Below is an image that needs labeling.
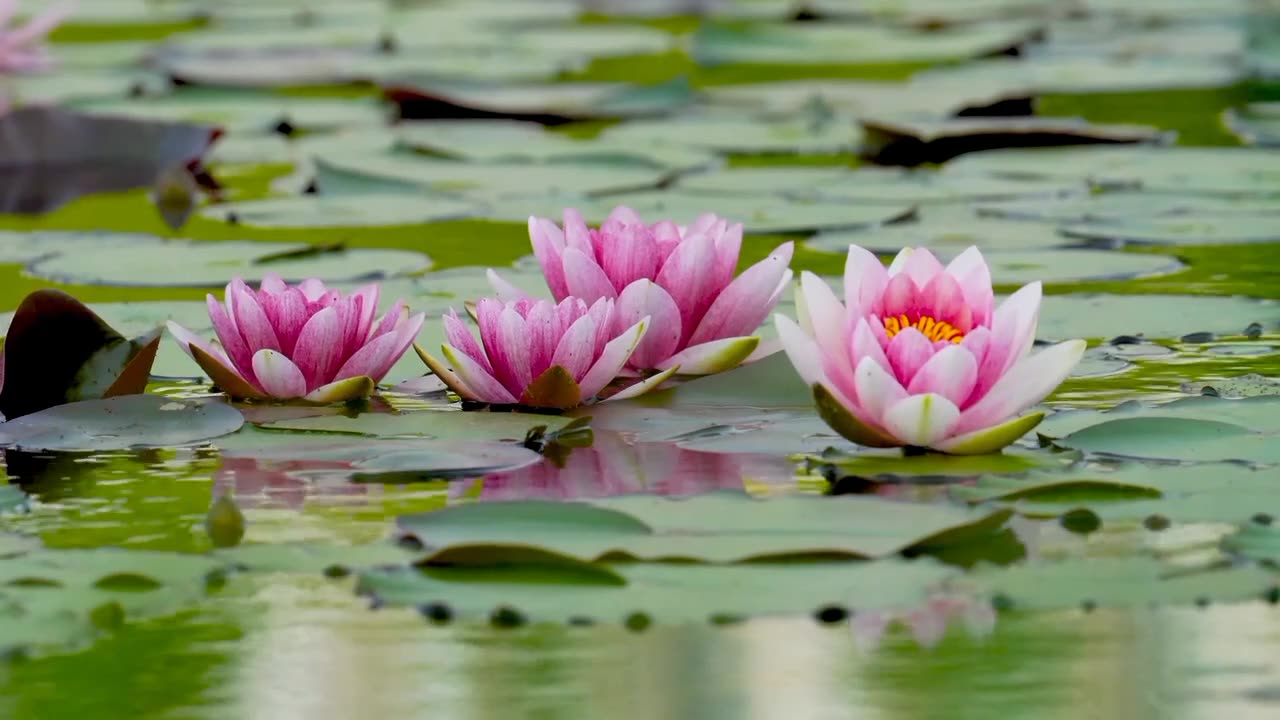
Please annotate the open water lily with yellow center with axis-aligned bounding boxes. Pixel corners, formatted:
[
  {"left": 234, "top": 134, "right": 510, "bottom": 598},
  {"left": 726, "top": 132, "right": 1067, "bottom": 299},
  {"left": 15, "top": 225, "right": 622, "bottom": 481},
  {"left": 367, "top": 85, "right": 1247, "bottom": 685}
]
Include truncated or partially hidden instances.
[
  {"left": 776, "top": 245, "right": 1085, "bottom": 455},
  {"left": 168, "top": 274, "right": 424, "bottom": 404},
  {"left": 489, "top": 206, "right": 793, "bottom": 376},
  {"left": 416, "top": 296, "right": 675, "bottom": 411}
]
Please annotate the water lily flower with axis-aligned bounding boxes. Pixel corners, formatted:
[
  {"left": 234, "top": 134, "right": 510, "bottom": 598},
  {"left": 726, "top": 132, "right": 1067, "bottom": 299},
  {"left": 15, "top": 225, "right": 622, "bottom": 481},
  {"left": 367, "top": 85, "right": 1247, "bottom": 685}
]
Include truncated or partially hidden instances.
[
  {"left": 488, "top": 206, "right": 794, "bottom": 376},
  {"left": 415, "top": 296, "right": 674, "bottom": 410},
  {"left": 168, "top": 275, "right": 424, "bottom": 404},
  {"left": 0, "top": 1, "right": 74, "bottom": 74},
  {"left": 775, "top": 245, "right": 1085, "bottom": 455}
]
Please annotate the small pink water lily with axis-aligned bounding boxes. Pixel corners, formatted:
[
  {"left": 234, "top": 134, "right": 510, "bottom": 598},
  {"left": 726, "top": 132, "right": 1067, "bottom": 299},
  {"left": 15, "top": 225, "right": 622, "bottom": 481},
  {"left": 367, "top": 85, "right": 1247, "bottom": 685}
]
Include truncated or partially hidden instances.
[
  {"left": 415, "top": 296, "right": 675, "bottom": 410},
  {"left": 168, "top": 275, "right": 424, "bottom": 404},
  {"left": 0, "top": 1, "right": 74, "bottom": 74},
  {"left": 488, "top": 206, "right": 794, "bottom": 376},
  {"left": 776, "top": 245, "right": 1085, "bottom": 455}
]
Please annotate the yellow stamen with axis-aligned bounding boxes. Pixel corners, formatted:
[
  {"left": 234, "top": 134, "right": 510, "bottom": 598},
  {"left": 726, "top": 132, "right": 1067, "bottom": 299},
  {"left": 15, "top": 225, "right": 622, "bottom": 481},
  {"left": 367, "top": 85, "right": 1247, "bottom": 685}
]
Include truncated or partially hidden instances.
[{"left": 883, "top": 314, "right": 964, "bottom": 344}]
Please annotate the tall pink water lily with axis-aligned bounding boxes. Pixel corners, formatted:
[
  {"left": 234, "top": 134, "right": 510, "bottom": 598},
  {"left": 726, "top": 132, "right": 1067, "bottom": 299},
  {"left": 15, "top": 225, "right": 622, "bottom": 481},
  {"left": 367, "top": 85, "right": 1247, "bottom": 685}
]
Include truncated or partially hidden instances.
[
  {"left": 488, "top": 206, "right": 794, "bottom": 376},
  {"left": 415, "top": 297, "right": 675, "bottom": 410},
  {"left": 167, "top": 274, "right": 424, "bottom": 404},
  {"left": 776, "top": 245, "right": 1085, "bottom": 455},
  {"left": 0, "top": 1, "right": 74, "bottom": 74}
]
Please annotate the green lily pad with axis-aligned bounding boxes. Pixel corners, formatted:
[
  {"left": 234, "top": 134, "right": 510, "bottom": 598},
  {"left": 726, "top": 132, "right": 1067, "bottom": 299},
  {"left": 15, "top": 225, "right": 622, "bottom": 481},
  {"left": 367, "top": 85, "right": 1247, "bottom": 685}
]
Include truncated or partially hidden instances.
[
  {"left": 219, "top": 438, "right": 545, "bottom": 483},
  {"left": 1181, "top": 374, "right": 1280, "bottom": 398},
  {"left": 801, "top": 169, "right": 1085, "bottom": 206},
  {"left": 70, "top": 90, "right": 390, "bottom": 135},
  {"left": 258, "top": 407, "right": 574, "bottom": 443},
  {"left": 312, "top": 152, "right": 670, "bottom": 200},
  {"left": 215, "top": 540, "right": 423, "bottom": 575},
  {"left": 599, "top": 115, "right": 862, "bottom": 155},
  {"left": 693, "top": 20, "right": 1040, "bottom": 66},
  {"left": 356, "top": 557, "right": 957, "bottom": 624},
  {"left": 0, "top": 395, "right": 244, "bottom": 452},
  {"left": 975, "top": 192, "right": 1280, "bottom": 223},
  {"left": 385, "top": 77, "right": 694, "bottom": 123},
  {"left": 1225, "top": 103, "right": 1280, "bottom": 147},
  {"left": 1034, "top": 295, "right": 1276, "bottom": 341},
  {"left": 600, "top": 190, "right": 917, "bottom": 235},
  {"left": 1060, "top": 215, "right": 1280, "bottom": 246},
  {"left": 199, "top": 194, "right": 482, "bottom": 228},
  {"left": 0, "top": 547, "right": 226, "bottom": 655},
  {"left": 964, "top": 557, "right": 1276, "bottom": 611},
  {"left": 395, "top": 120, "right": 718, "bottom": 171},
  {"left": 1222, "top": 521, "right": 1280, "bottom": 565},
  {"left": 912, "top": 55, "right": 1241, "bottom": 95},
  {"left": 705, "top": 78, "right": 1025, "bottom": 118},
  {"left": 947, "top": 146, "right": 1280, "bottom": 197},
  {"left": 23, "top": 233, "right": 431, "bottom": 287},
  {"left": 808, "top": 213, "right": 1075, "bottom": 253},
  {"left": 396, "top": 491, "right": 1015, "bottom": 562},
  {"left": 810, "top": 447, "right": 1064, "bottom": 480}
]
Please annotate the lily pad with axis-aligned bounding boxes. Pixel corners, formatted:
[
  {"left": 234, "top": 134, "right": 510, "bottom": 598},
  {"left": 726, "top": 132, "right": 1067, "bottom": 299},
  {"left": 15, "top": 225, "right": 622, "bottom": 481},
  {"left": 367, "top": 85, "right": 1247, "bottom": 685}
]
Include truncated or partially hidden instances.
[
  {"left": 199, "top": 193, "right": 482, "bottom": 228},
  {"left": 603, "top": 189, "right": 917, "bottom": 234},
  {"left": 705, "top": 78, "right": 1027, "bottom": 118},
  {"left": 912, "top": 55, "right": 1242, "bottom": 95},
  {"left": 357, "top": 558, "right": 957, "bottom": 624},
  {"left": 24, "top": 233, "right": 431, "bottom": 287},
  {"left": 219, "top": 438, "right": 545, "bottom": 484},
  {"left": 0, "top": 395, "right": 244, "bottom": 452},
  {"left": 1034, "top": 294, "right": 1277, "bottom": 341},
  {"left": 1225, "top": 103, "right": 1280, "bottom": 147},
  {"left": 859, "top": 116, "right": 1171, "bottom": 166},
  {"left": 385, "top": 77, "right": 694, "bottom": 123},
  {"left": 259, "top": 407, "right": 575, "bottom": 443},
  {"left": 692, "top": 20, "right": 1041, "bottom": 66},
  {"left": 600, "top": 115, "right": 861, "bottom": 156},
  {"left": 71, "top": 90, "right": 390, "bottom": 135},
  {"left": 1181, "top": 374, "right": 1280, "bottom": 398},
  {"left": 395, "top": 120, "right": 718, "bottom": 171},
  {"left": 396, "top": 491, "right": 1015, "bottom": 562},
  {"left": 965, "top": 557, "right": 1276, "bottom": 611},
  {"left": 808, "top": 213, "right": 1076, "bottom": 253},
  {"left": 799, "top": 169, "right": 1085, "bottom": 206},
  {"left": 1059, "top": 215, "right": 1280, "bottom": 246},
  {"left": 976, "top": 192, "right": 1280, "bottom": 223}
]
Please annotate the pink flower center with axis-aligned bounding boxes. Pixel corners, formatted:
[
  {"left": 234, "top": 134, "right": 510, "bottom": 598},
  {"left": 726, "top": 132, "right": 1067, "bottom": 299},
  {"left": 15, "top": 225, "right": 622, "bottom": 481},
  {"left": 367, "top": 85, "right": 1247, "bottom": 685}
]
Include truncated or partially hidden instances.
[{"left": 883, "top": 314, "right": 964, "bottom": 344}]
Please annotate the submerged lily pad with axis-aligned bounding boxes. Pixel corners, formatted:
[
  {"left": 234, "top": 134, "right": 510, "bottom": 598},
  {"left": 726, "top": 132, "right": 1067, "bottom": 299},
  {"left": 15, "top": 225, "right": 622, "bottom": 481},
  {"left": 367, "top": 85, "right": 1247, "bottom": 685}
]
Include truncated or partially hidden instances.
[
  {"left": 397, "top": 491, "right": 1014, "bottom": 562},
  {"left": 358, "top": 557, "right": 957, "bottom": 624},
  {"left": 24, "top": 233, "right": 431, "bottom": 287},
  {"left": 0, "top": 395, "right": 244, "bottom": 452}
]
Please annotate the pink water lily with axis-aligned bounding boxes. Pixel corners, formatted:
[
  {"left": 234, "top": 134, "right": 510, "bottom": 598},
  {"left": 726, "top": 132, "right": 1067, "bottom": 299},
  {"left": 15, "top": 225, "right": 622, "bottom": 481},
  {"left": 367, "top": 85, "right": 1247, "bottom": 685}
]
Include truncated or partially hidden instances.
[
  {"left": 488, "top": 206, "right": 794, "bottom": 376},
  {"left": 168, "top": 274, "right": 424, "bottom": 404},
  {"left": 0, "top": 1, "right": 73, "bottom": 74},
  {"left": 415, "top": 296, "right": 674, "bottom": 410},
  {"left": 776, "top": 245, "right": 1085, "bottom": 455}
]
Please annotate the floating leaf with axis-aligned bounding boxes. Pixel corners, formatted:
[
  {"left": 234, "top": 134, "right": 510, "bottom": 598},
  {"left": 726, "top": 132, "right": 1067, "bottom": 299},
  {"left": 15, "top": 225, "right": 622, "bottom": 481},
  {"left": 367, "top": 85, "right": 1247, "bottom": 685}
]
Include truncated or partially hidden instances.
[
  {"left": 397, "top": 491, "right": 1014, "bottom": 562},
  {"left": 259, "top": 407, "right": 575, "bottom": 443},
  {"left": 200, "top": 193, "right": 481, "bottom": 228},
  {"left": 603, "top": 189, "right": 917, "bottom": 235},
  {"left": 385, "top": 77, "right": 694, "bottom": 123},
  {"left": 357, "top": 557, "right": 957, "bottom": 624},
  {"left": 0, "top": 395, "right": 244, "bottom": 452},
  {"left": 23, "top": 233, "right": 431, "bottom": 287}
]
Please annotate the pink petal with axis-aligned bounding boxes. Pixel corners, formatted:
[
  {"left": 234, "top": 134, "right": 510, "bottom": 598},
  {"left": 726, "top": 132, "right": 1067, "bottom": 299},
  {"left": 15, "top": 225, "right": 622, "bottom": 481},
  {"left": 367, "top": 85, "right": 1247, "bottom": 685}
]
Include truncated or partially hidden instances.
[
  {"left": 259, "top": 273, "right": 287, "bottom": 295},
  {"left": 251, "top": 349, "right": 308, "bottom": 399},
  {"left": 229, "top": 279, "right": 281, "bottom": 353},
  {"left": 291, "top": 306, "right": 344, "bottom": 391},
  {"left": 899, "top": 247, "right": 946, "bottom": 287},
  {"left": 616, "top": 280, "right": 681, "bottom": 370},
  {"left": 652, "top": 220, "right": 682, "bottom": 261},
  {"left": 562, "top": 247, "right": 619, "bottom": 303},
  {"left": 335, "top": 312, "right": 425, "bottom": 383},
  {"left": 444, "top": 311, "right": 491, "bottom": 372},
  {"left": 487, "top": 268, "right": 532, "bottom": 303},
  {"left": 586, "top": 297, "right": 615, "bottom": 357},
  {"left": 578, "top": 318, "right": 648, "bottom": 400},
  {"left": 441, "top": 344, "right": 518, "bottom": 404},
  {"left": 850, "top": 317, "right": 892, "bottom": 374},
  {"left": 605, "top": 205, "right": 644, "bottom": 227},
  {"left": 351, "top": 283, "right": 380, "bottom": 342},
  {"left": 853, "top": 356, "right": 907, "bottom": 422},
  {"left": 166, "top": 321, "right": 242, "bottom": 380},
  {"left": 710, "top": 222, "right": 745, "bottom": 291},
  {"left": 369, "top": 300, "right": 406, "bottom": 341},
  {"left": 919, "top": 272, "right": 973, "bottom": 334},
  {"left": 598, "top": 222, "right": 660, "bottom": 291},
  {"left": 655, "top": 231, "right": 720, "bottom": 344},
  {"left": 529, "top": 216, "right": 570, "bottom": 301},
  {"left": 562, "top": 209, "right": 594, "bottom": 257},
  {"left": 880, "top": 272, "right": 923, "bottom": 320},
  {"left": 945, "top": 246, "right": 994, "bottom": 328},
  {"left": 488, "top": 305, "right": 533, "bottom": 396},
  {"left": 775, "top": 314, "right": 826, "bottom": 388},
  {"left": 550, "top": 313, "right": 599, "bottom": 382},
  {"left": 844, "top": 245, "right": 889, "bottom": 317},
  {"left": 687, "top": 242, "right": 794, "bottom": 347},
  {"left": 886, "top": 327, "right": 935, "bottom": 386},
  {"left": 795, "top": 271, "right": 850, "bottom": 369},
  {"left": 298, "top": 279, "right": 329, "bottom": 302},
  {"left": 206, "top": 292, "right": 255, "bottom": 381},
  {"left": 952, "top": 339, "right": 1085, "bottom": 437},
  {"left": 906, "top": 345, "right": 978, "bottom": 407},
  {"left": 256, "top": 287, "right": 309, "bottom": 356},
  {"left": 968, "top": 282, "right": 1042, "bottom": 404},
  {"left": 524, "top": 300, "right": 562, "bottom": 379}
]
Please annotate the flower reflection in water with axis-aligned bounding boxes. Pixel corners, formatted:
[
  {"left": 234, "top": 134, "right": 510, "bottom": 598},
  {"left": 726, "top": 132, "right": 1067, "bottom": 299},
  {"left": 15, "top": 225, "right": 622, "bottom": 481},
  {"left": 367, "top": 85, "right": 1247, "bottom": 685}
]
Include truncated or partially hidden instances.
[
  {"left": 213, "top": 456, "right": 369, "bottom": 510},
  {"left": 852, "top": 592, "right": 997, "bottom": 652},
  {"left": 452, "top": 431, "right": 797, "bottom": 502}
]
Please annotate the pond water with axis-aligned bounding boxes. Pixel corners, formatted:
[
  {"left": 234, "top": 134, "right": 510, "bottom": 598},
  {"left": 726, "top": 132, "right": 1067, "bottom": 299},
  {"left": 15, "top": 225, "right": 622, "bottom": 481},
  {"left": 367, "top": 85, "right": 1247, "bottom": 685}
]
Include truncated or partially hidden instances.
[{"left": 2, "top": 0, "right": 1280, "bottom": 718}]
